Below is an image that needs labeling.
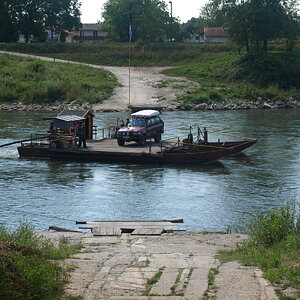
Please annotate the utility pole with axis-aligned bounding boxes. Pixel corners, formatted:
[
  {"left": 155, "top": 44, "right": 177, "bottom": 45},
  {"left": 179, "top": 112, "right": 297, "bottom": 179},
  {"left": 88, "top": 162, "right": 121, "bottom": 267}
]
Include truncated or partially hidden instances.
[{"left": 169, "top": 1, "right": 173, "bottom": 40}]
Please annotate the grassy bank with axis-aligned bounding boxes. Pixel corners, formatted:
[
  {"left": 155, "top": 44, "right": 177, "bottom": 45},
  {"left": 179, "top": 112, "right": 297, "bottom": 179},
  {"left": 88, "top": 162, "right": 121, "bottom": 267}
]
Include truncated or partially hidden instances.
[
  {"left": 1, "top": 43, "right": 299, "bottom": 106},
  {"left": 0, "top": 222, "right": 82, "bottom": 300},
  {"left": 0, "top": 42, "right": 298, "bottom": 67},
  {"left": 163, "top": 52, "right": 300, "bottom": 105},
  {"left": 0, "top": 42, "right": 237, "bottom": 66},
  {"left": 0, "top": 54, "right": 117, "bottom": 104},
  {"left": 220, "top": 201, "right": 300, "bottom": 300}
]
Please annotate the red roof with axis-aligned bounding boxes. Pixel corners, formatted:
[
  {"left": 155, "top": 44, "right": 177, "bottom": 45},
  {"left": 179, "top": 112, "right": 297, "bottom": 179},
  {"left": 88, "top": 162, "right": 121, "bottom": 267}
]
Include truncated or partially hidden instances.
[{"left": 204, "top": 27, "right": 227, "bottom": 37}]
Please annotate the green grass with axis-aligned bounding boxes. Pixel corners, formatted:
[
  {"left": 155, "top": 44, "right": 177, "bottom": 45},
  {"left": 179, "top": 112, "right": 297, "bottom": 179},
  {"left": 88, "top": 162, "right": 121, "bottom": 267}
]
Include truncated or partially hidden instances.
[
  {"left": 163, "top": 52, "right": 300, "bottom": 105},
  {"left": 1, "top": 41, "right": 299, "bottom": 67},
  {"left": 0, "top": 42, "right": 237, "bottom": 66},
  {"left": 219, "top": 201, "right": 300, "bottom": 300},
  {"left": 0, "top": 222, "right": 83, "bottom": 300},
  {"left": 0, "top": 54, "right": 117, "bottom": 104},
  {"left": 169, "top": 269, "right": 183, "bottom": 296},
  {"left": 1, "top": 43, "right": 299, "bottom": 106},
  {"left": 203, "top": 267, "right": 220, "bottom": 300},
  {"left": 142, "top": 267, "right": 165, "bottom": 296}
]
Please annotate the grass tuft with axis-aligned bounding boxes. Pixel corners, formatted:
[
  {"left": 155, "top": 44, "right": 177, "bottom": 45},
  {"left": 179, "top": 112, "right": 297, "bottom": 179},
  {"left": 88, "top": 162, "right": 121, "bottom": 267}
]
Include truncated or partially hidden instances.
[
  {"left": 219, "top": 200, "right": 300, "bottom": 300},
  {"left": 0, "top": 222, "right": 83, "bottom": 300}
]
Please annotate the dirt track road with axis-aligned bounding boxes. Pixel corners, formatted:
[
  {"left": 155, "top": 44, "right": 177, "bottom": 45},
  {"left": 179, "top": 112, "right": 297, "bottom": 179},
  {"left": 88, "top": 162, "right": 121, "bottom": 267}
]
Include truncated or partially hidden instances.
[{"left": 0, "top": 50, "right": 192, "bottom": 111}]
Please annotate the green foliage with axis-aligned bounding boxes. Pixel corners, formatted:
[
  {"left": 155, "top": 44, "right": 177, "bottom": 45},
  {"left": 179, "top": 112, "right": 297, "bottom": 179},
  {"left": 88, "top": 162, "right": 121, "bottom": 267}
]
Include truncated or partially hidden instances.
[
  {"left": 0, "top": 0, "right": 81, "bottom": 43},
  {"left": 28, "top": 61, "right": 46, "bottom": 73},
  {"left": 0, "top": 54, "right": 117, "bottom": 104},
  {"left": 0, "top": 41, "right": 235, "bottom": 66},
  {"left": 219, "top": 201, "right": 300, "bottom": 299},
  {"left": 223, "top": 0, "right": 300, "bottom": 54},
  {"left": 164, "top": 51, "right": 300, "bottom": 104},
  {"left": 232, "top": 53, "right": 300, "bottom": 89},
  {"left": 102, "top": 0, "right": 175, "bottom": 43},
  {"left": 247, "top": 206, "right": 295, "bottom": 247},
  {"left": 0, "top": 222, "right": 82, "bottom": 300}
]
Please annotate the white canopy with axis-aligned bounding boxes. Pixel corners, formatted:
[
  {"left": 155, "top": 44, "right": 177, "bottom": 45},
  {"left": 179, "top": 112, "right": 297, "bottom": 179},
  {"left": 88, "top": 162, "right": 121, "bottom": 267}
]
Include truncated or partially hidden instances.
[{"left": 131, "top": 110, "right": 160, "bottom": 118}]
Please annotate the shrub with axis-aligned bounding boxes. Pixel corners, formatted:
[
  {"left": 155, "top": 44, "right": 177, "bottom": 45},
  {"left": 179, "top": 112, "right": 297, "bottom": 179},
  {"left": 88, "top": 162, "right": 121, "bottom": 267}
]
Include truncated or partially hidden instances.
[
  {"left": 208, "top": 91, "right": 223, "bottom": 102},
  {"left": 28, "top": 61, "right": 46, "bottom": 73},
  {"left": 46, "top": 81, "right": 66, "bottom": 103},
  {"left": 0, "top": 222, "right": 82, "bottom": 300}
]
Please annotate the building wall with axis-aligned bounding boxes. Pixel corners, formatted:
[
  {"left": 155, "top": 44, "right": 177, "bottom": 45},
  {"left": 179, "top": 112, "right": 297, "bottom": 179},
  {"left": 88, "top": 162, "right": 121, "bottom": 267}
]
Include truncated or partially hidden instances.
[{"left": 205, "top": 36, "right": 227, "bottom": 43}]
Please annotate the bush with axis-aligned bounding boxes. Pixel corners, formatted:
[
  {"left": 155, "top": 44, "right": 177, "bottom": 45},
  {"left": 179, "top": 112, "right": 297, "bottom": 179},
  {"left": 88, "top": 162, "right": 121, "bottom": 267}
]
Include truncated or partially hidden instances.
[
  {"left": 0, "top": 222, "right": 82, "bottom": 300},
  {"left": 28, "top": 61, "right": 46, "bottom": 73},
  {"left": 248, "top": 204, "right": 296, "bottom": 247},
  {"left": 208, "top": 91, "right": 224, "bottom": 102}
]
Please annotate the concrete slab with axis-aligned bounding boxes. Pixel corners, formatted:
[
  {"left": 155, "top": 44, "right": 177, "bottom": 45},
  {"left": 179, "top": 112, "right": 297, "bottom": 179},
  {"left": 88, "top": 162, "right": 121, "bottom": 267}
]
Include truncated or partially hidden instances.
[
  {"left": 214, "top": 261, "right": 278, "bottom": 300},
  {"left": 36, "top": 231, "right": 280, "bottom": 300},
  {"left": 184, "top": 267, "right": 211, "bottom": 300},
  {"left": 150, "top": 268, "right": 179, "bottom": 295}
]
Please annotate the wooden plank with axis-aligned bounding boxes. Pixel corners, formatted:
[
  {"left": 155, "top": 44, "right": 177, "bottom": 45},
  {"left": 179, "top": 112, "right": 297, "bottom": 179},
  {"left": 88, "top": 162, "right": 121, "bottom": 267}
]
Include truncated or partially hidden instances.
[
  {"left": 49, "top": 226, "right": 80, "bottom": 232},
  {"left": 76, "top": 219, "right": 183, "bottom": 224},
  {"left": 93, "top": 227, "right": 121, "bottom": 236},
  {"left": 83, "top": 221, "right": 176, "bottom": 228},
  {"left": 132, "top": 228, "right": 164, "bottom": 236}
]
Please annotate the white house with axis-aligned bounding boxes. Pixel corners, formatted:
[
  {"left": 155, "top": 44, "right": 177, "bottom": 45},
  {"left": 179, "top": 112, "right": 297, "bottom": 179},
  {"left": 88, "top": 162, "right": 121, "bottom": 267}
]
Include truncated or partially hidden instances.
[{"left": 65, "top": 23, "right": 107, "bottom": 43}]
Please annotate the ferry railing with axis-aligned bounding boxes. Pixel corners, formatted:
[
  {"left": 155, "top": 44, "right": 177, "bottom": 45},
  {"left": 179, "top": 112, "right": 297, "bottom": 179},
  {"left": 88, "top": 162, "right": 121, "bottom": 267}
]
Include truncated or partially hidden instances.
[
  {"left": 20, "top": 133, "right": 50, "bottom": 146},
  {"left": 159, "top": 137, "right": 229, "bottom": 152},
  {"left": 96, "top": 125, "right": 117, "bottom": 140}
]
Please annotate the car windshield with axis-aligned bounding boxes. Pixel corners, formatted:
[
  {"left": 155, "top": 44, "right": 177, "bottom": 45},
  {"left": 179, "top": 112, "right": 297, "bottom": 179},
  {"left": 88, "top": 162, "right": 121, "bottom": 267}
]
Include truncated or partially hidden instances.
[{"left": 130, "top": 119, "right": 147, "bottom": 127}]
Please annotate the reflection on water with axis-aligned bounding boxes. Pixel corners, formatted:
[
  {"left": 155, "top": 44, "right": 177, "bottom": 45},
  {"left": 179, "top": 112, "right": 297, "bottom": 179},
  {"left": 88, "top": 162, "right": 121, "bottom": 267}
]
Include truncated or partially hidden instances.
[{"left": 0, "top": 109, "right": 299, "bottom": 231}]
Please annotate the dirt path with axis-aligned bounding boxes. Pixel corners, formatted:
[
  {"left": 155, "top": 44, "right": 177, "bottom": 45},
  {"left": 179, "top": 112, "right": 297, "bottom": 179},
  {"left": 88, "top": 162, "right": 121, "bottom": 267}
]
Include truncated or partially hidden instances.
[
  {"left": 0, "top": 50, "right": 193, "bottom": 111},
  {"left": 39, "top": 231, "right": 279, "bottom": 300}
]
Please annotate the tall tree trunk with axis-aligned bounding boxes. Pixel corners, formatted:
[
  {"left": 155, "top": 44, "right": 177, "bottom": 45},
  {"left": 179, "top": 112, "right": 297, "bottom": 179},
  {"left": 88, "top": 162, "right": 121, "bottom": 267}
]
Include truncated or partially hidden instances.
[{"left": 263, "top": 39, "right": 268, "bottom": 53}]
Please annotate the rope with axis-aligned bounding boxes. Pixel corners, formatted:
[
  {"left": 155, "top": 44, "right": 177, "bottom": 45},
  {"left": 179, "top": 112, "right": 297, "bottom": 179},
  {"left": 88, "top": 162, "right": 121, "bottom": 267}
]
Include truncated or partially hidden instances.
[{"left": 206, "top": 130, "right": 255, "bottom": 141}]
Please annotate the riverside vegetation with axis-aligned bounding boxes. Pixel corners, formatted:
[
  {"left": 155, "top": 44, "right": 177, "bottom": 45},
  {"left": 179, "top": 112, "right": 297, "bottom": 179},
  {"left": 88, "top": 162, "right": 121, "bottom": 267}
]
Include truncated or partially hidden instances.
[
  {"left": 220, "top": 201, "right": 300, "bottom": 300},
  {"left": 0, "top": 54, "right": 117, "bottom": 105},
  {"left": 0, "top": 222, "right": 83, "bottom": 300},
  {"left": 0, "top": 43, "right": 299, "bottom": 108}
]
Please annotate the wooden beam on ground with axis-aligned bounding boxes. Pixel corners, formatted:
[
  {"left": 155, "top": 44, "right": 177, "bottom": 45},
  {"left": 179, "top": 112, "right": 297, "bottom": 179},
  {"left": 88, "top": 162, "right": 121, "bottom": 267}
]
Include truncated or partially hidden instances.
[{"left": 49, "top": 226, "right": 80, "bottom": 233}]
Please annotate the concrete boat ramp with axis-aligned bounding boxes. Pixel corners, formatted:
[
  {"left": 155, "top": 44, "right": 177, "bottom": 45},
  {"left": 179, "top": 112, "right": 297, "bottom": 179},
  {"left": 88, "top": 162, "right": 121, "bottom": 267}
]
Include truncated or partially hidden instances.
[{"left": 39, "top": 226, "right": 279, "bottom": 300}]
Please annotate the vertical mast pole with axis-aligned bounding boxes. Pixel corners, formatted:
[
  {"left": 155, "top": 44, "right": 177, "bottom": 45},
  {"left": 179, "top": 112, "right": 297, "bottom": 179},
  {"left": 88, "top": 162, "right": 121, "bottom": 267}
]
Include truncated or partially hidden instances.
[{"left": 128, "top": 23, "right": 132, "bottom": 109}]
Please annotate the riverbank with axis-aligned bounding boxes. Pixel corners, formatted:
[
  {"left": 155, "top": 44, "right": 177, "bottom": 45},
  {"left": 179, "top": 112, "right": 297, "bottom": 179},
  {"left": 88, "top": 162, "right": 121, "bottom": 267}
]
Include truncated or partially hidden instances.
[
  {"left": 38, "top": 230, "right": 279, "bottom": 300},
  {"left": 0, "top": 99, "right": 299, "bottom": 112},
  {"left": 1, "top": 51, "right": 299, "bottom": 112}
]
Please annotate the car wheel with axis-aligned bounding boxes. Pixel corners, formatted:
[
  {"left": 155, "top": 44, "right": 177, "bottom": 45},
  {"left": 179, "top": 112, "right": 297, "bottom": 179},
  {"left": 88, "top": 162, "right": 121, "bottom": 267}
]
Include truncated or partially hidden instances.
[
  {"left": 139, "top": 135, "right": 146, "bottom": 146},
  {"left": 117, "top": 138, "right": 125, "bottom": 146},
  {"left": 154, "top": 133, "right": 161, "bottom": 143}
]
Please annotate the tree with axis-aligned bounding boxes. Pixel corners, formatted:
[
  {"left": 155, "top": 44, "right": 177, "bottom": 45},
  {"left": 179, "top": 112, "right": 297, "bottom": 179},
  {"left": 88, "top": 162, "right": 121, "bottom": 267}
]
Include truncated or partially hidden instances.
[
  {"left": 14, "top": 0, "right": 45, "bottom": 43},
  {"left": 223, "top": 0, "right": 300, "bottom": 54},
  {"left": 0, "top": 0, "right": 81, "bottom": 43},
  {"left": 42, "top": 0, "right": 81, "bottom": 40},
  {"left": 102, "top": 0, "right": 176, "bottom": 42},
  {"left": 0, "top": 0, "right": 19, "bottom": 42},
  {"left": 200, "top": 0, "right": 226, "bottom": 27},
  {"left": 180, "top": 17, "right": 203, "bottom": 40}
]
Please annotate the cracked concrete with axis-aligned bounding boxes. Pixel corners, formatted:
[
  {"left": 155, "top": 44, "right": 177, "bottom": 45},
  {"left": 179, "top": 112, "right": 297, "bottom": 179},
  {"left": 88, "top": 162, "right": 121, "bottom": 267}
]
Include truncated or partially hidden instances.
[{"left": 38, "top": 231, "right": 279, "bottom": 300}]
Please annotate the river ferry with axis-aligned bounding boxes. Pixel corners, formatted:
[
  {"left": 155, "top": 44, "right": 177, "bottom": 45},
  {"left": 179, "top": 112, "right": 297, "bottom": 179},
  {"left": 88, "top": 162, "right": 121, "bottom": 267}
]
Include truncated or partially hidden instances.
[{"left": 15, "top": 110, "right": 256, "bottom": 164}]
